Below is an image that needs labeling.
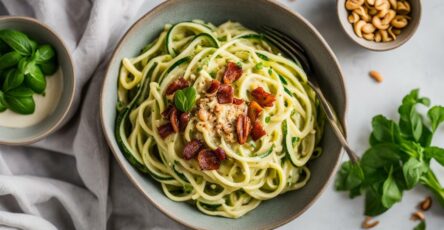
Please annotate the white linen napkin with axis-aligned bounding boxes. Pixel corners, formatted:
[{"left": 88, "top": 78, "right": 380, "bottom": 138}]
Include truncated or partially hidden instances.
[{"left": 0, "top": 0, "right": 183, "bottom": 229}]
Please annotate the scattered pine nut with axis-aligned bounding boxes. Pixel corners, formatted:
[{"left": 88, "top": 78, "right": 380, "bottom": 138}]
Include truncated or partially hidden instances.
[
  {"left": 362, "top": 216, "right": 379, "bottom": 229},
  {"left": 410, "top": 211, "right": 425, "bottom": 221},
  {"left": 369, "top": 70, "right": 383, "bottom": 83},
  {"left": 419, "top": 196, "right": 432, "bottom": 211}
]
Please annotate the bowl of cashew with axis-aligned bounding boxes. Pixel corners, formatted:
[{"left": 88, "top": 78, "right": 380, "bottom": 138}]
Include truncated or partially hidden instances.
[{"left": 337, "top": 0, "right": 421, "bottom": 51}]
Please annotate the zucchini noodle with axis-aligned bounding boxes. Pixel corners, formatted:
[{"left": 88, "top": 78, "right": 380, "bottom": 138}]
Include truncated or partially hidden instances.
[{"left": 115, "top": 21, "right": 325, "bottom": 218}]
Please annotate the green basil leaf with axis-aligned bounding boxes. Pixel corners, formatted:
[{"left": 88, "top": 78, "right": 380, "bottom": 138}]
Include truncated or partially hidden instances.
[
  {"left": 0, "top": 40, "right": 10, "bottom": 53},
  {"left": 424, "top": 146, "right": 444, "bottom": 166},
  {"left": 5, "top": 86, "right": 34, "bottom": 97},
  {"left": 370, "top": 115, "right": 401, "bottom": 145},
  {"left": 402, "top": 158, "right": 428, "bottom": 189},
  {"left": 4, "top": 94, "right": 35, "bottom": 114},
  {"left": 0, "top": 29, "right": 34, "bottom": 56},
  {"left": 413, "top": 221, "right": 426, "bottom": 230},
  {"left": 174, "top": 86, "right": 196, "bottom": 112},
  {"left": 39, "top": 60, "right": 57, "bottom": 75},
  {"left": 35, "top": 44, "right": 55, "bottom": 64},
  {"left": 2, "top": 69, "right": 24, "bottom": 92},
  {"left": 25, "top": 64, "right": 46, "bottom": 94},
  {"left": 428, "top": 106, "right": 444, "bottom": 133},
  {"left": 0, "top": 90, "right": 7, "bottom": 112},
  {"left": 361, "top": 143, "right": 402, "bottom": 178},
  {"left": 381, "top": 167, "right": 402, "bottom": 208},
  {"left": 398, "top": 89, "right": 431, "bottom": 144},
  {"left": 364, "top": 184, "right": 388, "bottom": 216},
  {"left": 18, "top": 58, "right": 34, "bottom": 75},
  {"left": 335, "top": 161, "right": 365, "bottom": 198},
  {"left": 0, "top": 51, "right": 22, "bottom": 70}
]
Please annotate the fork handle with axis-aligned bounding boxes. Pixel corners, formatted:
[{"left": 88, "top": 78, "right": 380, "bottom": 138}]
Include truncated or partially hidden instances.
[{"left": 308, "top": 81, "right": 360, "bottom": 164}]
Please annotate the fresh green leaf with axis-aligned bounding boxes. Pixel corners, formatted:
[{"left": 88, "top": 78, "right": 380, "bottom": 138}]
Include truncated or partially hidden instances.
[
  {"left": 0, "top": 91, "right": 6, "bottom": 112},
  {"left": 413, "top": 221, "right": 426, "bottom": 230},
  {"left": 402, "top": 158, "right": 427, "bottom": 189},
  {"left": 364, "top": 184, "right": 388, "bottom": 216},
  {"left": 0, "top": 51, "right": 22, "bottom": 70},
  {"left": 360, "top": 143, "right": 401, "bottom": 179},
  {"left": 398, "top": 89, "right": 430, "bottom": 143},
  {"left": 0, "top": 29, "right": 34, "bottom": 56},
  {"left": 256, "top": 52, "right": 269, "bottom": 61},
  {"left": 265, "top": 116, "right": 271, "bottom": 123},
  {"left": 335, "top": 161, "right": 364, "bottom": 198},
  {"left": 2, "top": 69, "right": 24, "bottom": 91},
  {"left": 174, "top": 86, "right": 196, "bottom": 112},
  {"left": 25, "top": 64, "right": 46, "bottom": 94},
  {"left": 39, "top": 60, "right": 58, "bottom": 75},
  {"left": 5, "top": 86, "right": 33, "bottom": 97},
  {"left": 370, "top": 115, "right": 401, "bottom": 145},
  {"left": 35, "top": 44, "right": 55, "bottom": 64},
  {"left": 381, "top": 167, "right": 402, "bottom": 208},
  {"left": 424, "top": 146, "right": 444, "bottom": 166},
  {"left": 17, "top": 58, "right": 34, "bottom": 75},
  {"left": 254, "top": 62, "right": 264, "bottom": 70},
  {"left": 428, "top": 106, "right": 444, "bottom": 132},
  {"left": 0, "top": 40, "right": 9, "bottom": 53},
  {"left": 4, "top": 94, "right": 35, "bottom": 114}
]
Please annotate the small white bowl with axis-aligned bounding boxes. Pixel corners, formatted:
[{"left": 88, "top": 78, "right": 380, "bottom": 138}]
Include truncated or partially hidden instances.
[
  {"left": 0, "top": 16, "right": 75, "bottom": 145},
  {"left": 337, "top": 0, "right": 421, "bottom": 51}
]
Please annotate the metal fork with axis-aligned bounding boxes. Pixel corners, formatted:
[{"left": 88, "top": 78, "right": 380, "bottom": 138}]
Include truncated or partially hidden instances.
[{"left": 261, "top": 26, "right": 359, "bottom": 163}]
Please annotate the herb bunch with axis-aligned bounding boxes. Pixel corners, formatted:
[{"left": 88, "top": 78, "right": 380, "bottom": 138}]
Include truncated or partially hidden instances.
[
  {"left": 335, "top": 89, "right": 444, "bottom": 217},
  {"left": 0, "top": 29, "right": 57, "bottom": 115}
]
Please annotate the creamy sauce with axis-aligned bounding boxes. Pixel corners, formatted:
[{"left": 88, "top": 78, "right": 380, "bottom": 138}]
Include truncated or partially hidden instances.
[{"left": 0, "top": 68, "right": 63, "bottom": 128}]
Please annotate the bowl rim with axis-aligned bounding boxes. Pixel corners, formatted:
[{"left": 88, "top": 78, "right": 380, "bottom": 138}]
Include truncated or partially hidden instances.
[
  {"left": 0, "top": 16, "right": 76, "bottom": 145},
  {"left": 336, "top": 0, "right": 422, "bottom": 51},
  {"left": 100, "top": 0, "right": 348, "bottom": 229}
]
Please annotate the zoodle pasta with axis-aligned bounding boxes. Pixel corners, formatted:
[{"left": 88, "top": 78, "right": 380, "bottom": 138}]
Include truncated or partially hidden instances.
[{"left": 115, "top": 21, "right": 325, "bottom": 218}]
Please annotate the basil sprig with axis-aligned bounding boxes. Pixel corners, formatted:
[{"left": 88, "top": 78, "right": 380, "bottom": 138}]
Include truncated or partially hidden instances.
[
  {"left": 335, "top": 89, "right": 444, "bottom": 221},
  {"left": 174, "top": 86, "right": 196, "bottom": 112},
  {"left": 0, "top": 29, "right": 58, "bottom": 115}
]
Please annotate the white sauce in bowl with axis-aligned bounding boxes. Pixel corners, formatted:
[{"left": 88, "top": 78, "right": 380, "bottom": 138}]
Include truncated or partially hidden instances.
[{"left": 0, "top": 68, "right": 63, "bottom": 128}]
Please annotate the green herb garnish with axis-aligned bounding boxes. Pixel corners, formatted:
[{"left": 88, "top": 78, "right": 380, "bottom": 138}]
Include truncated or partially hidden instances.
[
  {"left": 0, "top": 29, "right": 58, "bottom": 115},
  {"left": 174, "top": 86, "right": 197, "bottom": 112},
  {"left": 335, "top": 89, "right": 444, "bottom": 218}
]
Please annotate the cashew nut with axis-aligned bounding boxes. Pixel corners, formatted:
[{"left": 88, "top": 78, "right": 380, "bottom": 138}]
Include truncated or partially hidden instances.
[
  {"left": 377, "top": 7, "right": 389, "bottom": 17},
  {"left": 375, "top": 0, "right": 390, "bottom": 11},
  {"left": 346, "top": 0, "right": 365, "bottom": 10},
  {"left": 397, "top": 1, "right": 411, "bottom": 14},
  {"left": 366, "top": 0, "right": 376, "bottom": 5},
  {"left": 372, "top": 16, "right": 390, "bottom": 30},
  {"left": 348, "top": 12, "right": 360, "bottom": 23},
  {"left": 388, "top": 27, "right": 397, "bottom": 40},
  {"left": 354, "top": 6, "right": 371, "bottom": 22},
  {"left": 363, "top": 33, "right": 375, "bottom": 41},
  {"left": 392, "top": 28, "right": 401, "bottom": 35},
  {"left": 368, "top": 8, "right": 378, "bottom": 15},
  {"left": 380, "top": 30, "right": 392, "bottom": 42},
  {"left": 362, "top": 23, "right": 376, "bottom": 33},
  {"left": 389, "top": 0, "right": 397, "bottom": 10},
  {"left": 391, "top": 15, "right": 408, "bottom": 28},
  {"left": 382, "top": 9, "right": 397, "bottom": 25},
  {"left": 354, "top": 20, "right": 367, "bottom": 37},
  {"left": 374, "top": 31, "right": 382, "bottom": 42}
]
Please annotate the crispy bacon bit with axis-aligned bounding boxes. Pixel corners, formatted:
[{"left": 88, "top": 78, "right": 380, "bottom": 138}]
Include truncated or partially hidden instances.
[
  {"left": 217, "top": 84, "right": 234, "bottom": 104},
  {"left": 236, "top": 114, "right": 251, "bottom": 144},
  {"left": 206, "top": 80, "right": 221, "bottom": 95},
  {"left": 158, "top": 123, "right": 175, "bottom": 139},
  {"left": 248, "top": 101, "right": 263, "bottom": 121},
  {"left": 251, "top": 121, "right": 266, "bottom": 141},
  {"left": 197, "top": 149, "right": 221, "bottom": 170},
  {"left": 214, "top": 147, "right": 227, "bottom": 161},
  {"left": 161, "top": 105, "right": 176, "bottom": 119},
  {"left": 170, "top": 108, "right": 179, "bottom": 132},
  {"left": 183, "top": 139, "right": 203, "bottom": 160},
  {"left": 166, "top": 77, "right": 189, "bottom": 95},
  {"left": 223, "top": 62, "right": 243, "bottom": 84},
  {"left": 179, "top": 112, "right": 190, "bottom": 131},
  {"left": 251, "top": 87, "right": 276, "bottom": 107},
  {"left": 233, "top": 98, "right": 244, "bottom": 105}
]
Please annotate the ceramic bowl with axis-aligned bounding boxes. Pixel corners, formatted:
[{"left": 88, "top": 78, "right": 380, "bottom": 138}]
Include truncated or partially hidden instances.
[
  {"left": 337, "top": 0, "right": 421, "bottom": 51},
  {"left": 101, "top": 0, "right": 347, "bottom": 229},
  {"left": 0, "top": 16, "right": 75, "bottom": 145}
]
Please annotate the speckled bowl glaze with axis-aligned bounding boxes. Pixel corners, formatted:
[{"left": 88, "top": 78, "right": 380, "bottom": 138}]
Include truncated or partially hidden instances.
[
  {"left": 100, "top": 0, "right": 347, "bottom": 229},
  {"left": 337, "top": 0, "right": 421, "bottom": 51},
  {"left": 0, "top": 16, "right": 75, "bottom": 145}
]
